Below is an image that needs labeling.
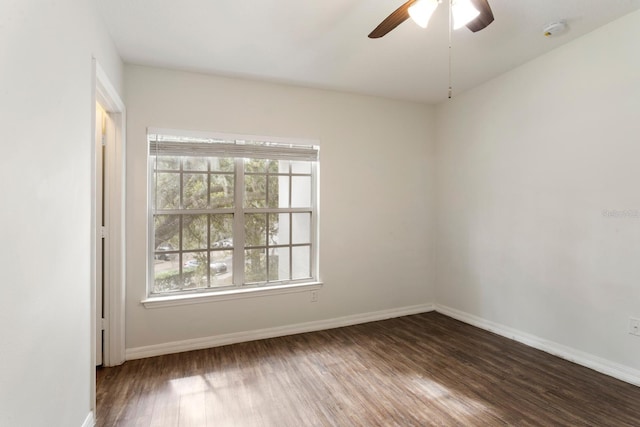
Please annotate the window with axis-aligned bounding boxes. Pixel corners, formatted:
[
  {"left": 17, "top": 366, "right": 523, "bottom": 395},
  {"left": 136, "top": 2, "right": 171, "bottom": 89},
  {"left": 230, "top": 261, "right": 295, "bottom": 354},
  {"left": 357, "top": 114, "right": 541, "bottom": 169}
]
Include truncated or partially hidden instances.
[{"left": 148, "top": 129, "right": 319, "bottom": 298}]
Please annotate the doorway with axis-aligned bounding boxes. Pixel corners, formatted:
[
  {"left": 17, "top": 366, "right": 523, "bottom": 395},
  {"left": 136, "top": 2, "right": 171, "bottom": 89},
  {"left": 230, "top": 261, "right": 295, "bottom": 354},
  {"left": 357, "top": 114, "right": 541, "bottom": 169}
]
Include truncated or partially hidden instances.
[
  {"left": 91, "top": 60, "right": 126, "bottom": 420},
  {"left": 93, "top": 63, "right": 125, "bottom": 368}
]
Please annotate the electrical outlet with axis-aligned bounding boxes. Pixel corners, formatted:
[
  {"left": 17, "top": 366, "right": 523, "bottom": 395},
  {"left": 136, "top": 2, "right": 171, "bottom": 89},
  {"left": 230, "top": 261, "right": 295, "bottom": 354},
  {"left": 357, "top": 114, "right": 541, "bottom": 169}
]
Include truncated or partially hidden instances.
[
  {"left": 629, "top": 317, "right": 640, "bottom": 336},
  {"left": 310, "top": 290, "right": 318, "bottom": 303}
]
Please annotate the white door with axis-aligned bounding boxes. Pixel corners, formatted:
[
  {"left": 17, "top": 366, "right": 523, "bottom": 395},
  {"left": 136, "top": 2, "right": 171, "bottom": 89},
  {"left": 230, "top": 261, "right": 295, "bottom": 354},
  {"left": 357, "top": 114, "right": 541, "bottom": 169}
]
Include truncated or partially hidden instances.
[
  {"left": 96, "top": 103, "right": 118, "bottom": 366},
  {"left": 95, "top": 103, "right": 104, "bottom": 366},
  {"left": 95, "top": 103, "right": 116, "bottom": 366}
]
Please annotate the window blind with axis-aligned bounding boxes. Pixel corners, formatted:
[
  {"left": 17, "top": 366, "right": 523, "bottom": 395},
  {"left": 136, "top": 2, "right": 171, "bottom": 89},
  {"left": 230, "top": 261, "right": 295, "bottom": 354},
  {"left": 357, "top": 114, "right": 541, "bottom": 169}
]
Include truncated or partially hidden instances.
[{"left": 148, "top": 128, "right": 319, "bottom": 162}]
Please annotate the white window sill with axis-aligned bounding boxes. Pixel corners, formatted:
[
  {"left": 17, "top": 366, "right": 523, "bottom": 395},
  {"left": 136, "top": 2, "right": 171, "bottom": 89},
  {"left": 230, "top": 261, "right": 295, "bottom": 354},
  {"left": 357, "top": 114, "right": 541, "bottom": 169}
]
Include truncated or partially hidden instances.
[{"left": 141, "top": 281, "right": 323, "bottom": 309}]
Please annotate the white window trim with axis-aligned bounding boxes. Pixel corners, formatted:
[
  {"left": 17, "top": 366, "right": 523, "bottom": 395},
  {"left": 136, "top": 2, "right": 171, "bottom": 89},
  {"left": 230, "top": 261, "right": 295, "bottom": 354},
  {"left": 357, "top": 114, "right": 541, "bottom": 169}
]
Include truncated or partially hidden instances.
[
  {"left": 141, "top": 281, "right": 323, "bottom": 309},
  {"left": 145, "top": 128, "right": 320, "bottom": 306}
]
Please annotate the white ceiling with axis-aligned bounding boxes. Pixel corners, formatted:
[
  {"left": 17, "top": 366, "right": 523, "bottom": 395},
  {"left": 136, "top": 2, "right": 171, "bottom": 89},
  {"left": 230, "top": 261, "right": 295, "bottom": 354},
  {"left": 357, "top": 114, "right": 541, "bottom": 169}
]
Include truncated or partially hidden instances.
[{"left": 97, "top": 0, "right": 640, "bottom": 104}]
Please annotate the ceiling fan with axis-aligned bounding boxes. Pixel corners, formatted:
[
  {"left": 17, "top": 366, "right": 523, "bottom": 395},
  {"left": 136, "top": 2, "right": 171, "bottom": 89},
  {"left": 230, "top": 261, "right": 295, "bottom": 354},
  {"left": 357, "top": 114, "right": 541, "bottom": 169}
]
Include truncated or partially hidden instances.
[{"left": 369, "top": 0, "right": 494, "bottom": 38}]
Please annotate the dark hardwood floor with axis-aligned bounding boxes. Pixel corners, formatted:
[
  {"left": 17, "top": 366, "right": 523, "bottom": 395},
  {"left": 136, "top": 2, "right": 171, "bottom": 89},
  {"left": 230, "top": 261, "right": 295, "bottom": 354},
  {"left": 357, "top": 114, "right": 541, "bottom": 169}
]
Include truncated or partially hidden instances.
[{"left": 97, "top": 312, "right": 640, "bottom": 426}]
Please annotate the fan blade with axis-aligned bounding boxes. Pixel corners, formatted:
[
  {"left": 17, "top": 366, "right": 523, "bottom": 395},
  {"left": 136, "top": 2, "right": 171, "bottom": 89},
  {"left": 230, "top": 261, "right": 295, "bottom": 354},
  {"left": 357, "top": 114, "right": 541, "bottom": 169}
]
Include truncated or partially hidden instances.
[
  {"left": 466, "top": 0, "right": 494, "bottom": 32},
  {"left": 368, "top": 0, "right": 417, "bottom": 39}
]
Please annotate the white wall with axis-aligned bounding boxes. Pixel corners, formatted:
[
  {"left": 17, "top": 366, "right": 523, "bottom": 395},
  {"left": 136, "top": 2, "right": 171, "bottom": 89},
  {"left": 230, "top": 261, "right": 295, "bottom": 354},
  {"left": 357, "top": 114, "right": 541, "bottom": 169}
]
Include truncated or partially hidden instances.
[
  {"left": 124, "top": 65, "right": 435, "bottom": 349},
  {"left": 0, "top": 1, "right": 123, "bottom": 425},
  {"left": 435, "top": 10, "right": 640, "bottom": 372}
]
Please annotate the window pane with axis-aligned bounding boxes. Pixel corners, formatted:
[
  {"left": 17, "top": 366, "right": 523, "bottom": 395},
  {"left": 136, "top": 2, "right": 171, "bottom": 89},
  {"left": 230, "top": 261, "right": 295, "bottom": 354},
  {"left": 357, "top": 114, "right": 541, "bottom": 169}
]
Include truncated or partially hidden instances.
[
  {"left": 244, "top": 174, "right": 266, "bottom": 208},
  {"left": 210, "top": 214, "right": 233, "bottom": 249},
  {"left": 154, "top": 215, "right": 180, "bottom": 254},
  {"left": 266, "top": 160, "right": 279, "bottom": 173},
  {"left": 268, "top": 213, "right": 290, "bottom": 245},
  {"left": 292, "top": 246, "right": 311, "bottom": 280},
  {"left": 245, "top": 213, "right": 266, "bottom": 247},
  {"left": 210, "top": 174, "right": 234, "bottom": 208},
  {"left": 291, "top": 176, "right": 311, "bottom": 208},
  {"left": 268, "top": 175, "right": 289, "bottom": 208},
  {"left": 245, "top": 158, "right": 267, "bottom": 173},
  {"left": 155, "top": 173, "right": 180, "bottom": 210},
  {"left": 153, "top": 261, "right": 181, "bottom": 293},
  {"left": 278, "top": 160, "right": 290, "bottom": 173},
  {"left": 291, "top": 161, "right": 311, "bottom": 174},
  {"left": 292, "top": 213, "right": 311, "bottom": 244},
  {"left": 153, "top": 214, "right": 181, "bottom": 293},
  {"left": 210, "top": 250, "right": 233, "bottom": 287},
  {"left": 183, "top": 156, "right": 208, "bottom": 171},
  {"left": 268, "top": 247, "right": 290, "bottom": 281},
  {"left": 245, "top": 248, "right": 267, "bottom": 283},
  {"left": 183, "top": 173, "right": 208, "bottom": 209},
  {"left": 182, "top": 252, "right": 208, "bottom": 289},
  {"left": 267, "top": 176, "right": 281, "bottom": 208},
  {"left": 156, "top": 156, "right": 179, "bottom": 171},
  {"left": 211, "top": 157, "right": 234, "bottom": 172},
  {"left": 182, "top": 252, "right": 204, "bottom": 269},
  {"left": 183, "top": 215, "right": 207, "bottom": 250}
]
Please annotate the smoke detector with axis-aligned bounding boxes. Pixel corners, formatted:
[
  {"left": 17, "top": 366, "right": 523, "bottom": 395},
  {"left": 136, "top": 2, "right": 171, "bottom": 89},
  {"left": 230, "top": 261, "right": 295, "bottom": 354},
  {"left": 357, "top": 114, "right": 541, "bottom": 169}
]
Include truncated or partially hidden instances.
[{"left": 543, "top": 21, "right": 568, "bottom": 38}]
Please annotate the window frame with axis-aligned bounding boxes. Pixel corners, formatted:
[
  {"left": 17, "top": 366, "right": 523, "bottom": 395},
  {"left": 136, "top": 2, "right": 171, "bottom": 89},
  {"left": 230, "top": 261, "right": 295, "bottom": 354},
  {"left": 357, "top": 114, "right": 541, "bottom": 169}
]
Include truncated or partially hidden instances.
[{"left": 144, "top": 128, "right": 320, "bottom": 306}]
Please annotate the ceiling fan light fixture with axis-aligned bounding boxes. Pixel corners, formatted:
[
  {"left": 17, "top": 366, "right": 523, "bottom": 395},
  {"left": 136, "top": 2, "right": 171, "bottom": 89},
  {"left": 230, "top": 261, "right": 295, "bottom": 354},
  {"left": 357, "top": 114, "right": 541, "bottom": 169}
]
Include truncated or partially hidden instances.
[
  {"left": 408, "top": 0, "right": 440, "bottom": 28},
  {"left": 452, "top": 0, "right": 480, "bottom": 30}
]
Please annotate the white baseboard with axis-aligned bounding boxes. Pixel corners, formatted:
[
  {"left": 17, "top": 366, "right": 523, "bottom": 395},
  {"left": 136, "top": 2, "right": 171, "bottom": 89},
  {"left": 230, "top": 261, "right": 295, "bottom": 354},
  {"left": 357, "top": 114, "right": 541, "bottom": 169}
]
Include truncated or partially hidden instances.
[
  {"left": 81, "top": 412, "right": 94, "bottom": 427},
  {"left": 126, "top": 303, "right": 435, "bottom": 360},
  {"left": 435, "top": 304, "right": 640, "bottom": 387}
]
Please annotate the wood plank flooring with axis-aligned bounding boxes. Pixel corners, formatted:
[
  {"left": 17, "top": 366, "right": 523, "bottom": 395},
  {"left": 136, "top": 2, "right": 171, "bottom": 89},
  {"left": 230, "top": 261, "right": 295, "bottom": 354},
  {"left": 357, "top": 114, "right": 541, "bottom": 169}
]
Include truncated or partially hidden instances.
[{"left": 96, "top": 312, "right": 640, "bottom": 426}]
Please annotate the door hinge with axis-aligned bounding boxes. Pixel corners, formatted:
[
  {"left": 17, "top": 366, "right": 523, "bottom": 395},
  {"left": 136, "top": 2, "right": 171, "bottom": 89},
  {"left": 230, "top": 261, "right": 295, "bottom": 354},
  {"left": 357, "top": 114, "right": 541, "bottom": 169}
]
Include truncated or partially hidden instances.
[
  {"left": 101, "top": 226, "right": 106, "bottom": 239},
  {"left": 101, "top": 318, "right": 106, "bottom": 331},
  {"left": 101, "top": 134, "right": 106, "bottom": 146}
]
